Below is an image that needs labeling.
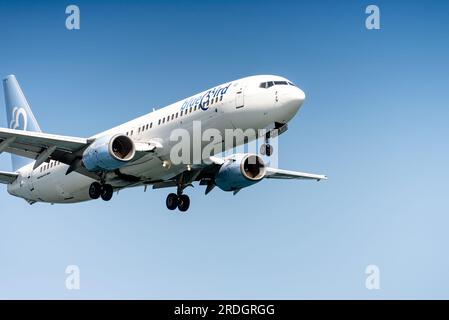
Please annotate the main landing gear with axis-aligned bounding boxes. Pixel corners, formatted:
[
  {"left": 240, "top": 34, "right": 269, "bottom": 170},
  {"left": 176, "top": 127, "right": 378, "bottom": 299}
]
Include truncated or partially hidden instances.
[
  {"left": 89, "top": 182, "right": 114, "bottom": 201},
  {"left": 166, "top": 192, "right": 190, "bottom": 212},
  {"left": 165, "top": 172, "right": 192, "bottom": 212}
]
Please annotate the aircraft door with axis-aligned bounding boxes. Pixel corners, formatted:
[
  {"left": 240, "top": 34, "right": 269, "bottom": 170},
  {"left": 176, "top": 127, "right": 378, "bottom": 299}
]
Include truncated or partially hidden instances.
[{"left": 235, "top": 89, "right": 244, "bottom": 109}]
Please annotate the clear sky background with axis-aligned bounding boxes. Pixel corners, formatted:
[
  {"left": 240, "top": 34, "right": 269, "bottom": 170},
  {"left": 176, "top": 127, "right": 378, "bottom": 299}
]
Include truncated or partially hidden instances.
[{"left": 0, "top": 0, "right": 448, "bottom": 299}]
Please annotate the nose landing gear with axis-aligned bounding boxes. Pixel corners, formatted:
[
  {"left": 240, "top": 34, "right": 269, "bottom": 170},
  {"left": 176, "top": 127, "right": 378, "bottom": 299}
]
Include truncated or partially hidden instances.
[
  {"left": 260, "top": 143, "right": 273, "bottom": 157},
  {"left": 89, "top": 182, "right": 114, "bottom": 201},
  {"left": 260, "top": 131, "right": 274, "bottom": 157}
]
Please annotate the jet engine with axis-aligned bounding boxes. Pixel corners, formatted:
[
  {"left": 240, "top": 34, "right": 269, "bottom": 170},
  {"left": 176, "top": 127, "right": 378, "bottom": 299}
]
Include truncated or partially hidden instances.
[
  {"left": 83, "top": 134, "right": 135, "bottom": 171},
  {"left": 215, "top": 154, "right": 266, "bottom": 192}
]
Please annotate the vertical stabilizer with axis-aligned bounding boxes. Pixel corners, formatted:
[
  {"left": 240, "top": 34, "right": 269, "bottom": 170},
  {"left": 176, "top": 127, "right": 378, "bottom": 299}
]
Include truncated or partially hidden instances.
[{"left": 3, "top": 75, "right": 42, "bottom": 171}]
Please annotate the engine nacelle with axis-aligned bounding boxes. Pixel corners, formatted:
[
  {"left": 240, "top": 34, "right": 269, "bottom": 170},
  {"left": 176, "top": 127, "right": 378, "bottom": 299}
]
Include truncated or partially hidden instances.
[
  {"left": 83, "top": 134, "right": 136, "bottom": 172},
  {"left": 215, "top": 154, "right": 266, "bottom": 192}
]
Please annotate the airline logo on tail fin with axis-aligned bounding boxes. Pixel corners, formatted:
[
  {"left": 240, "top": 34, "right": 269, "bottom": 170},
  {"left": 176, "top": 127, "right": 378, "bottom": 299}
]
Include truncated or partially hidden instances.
[
  {"left": 3, "top": 74, "right": 42, "bottom": 171},
  {"left": 10, "top": 107, "right": 28, "bottom": 131}
]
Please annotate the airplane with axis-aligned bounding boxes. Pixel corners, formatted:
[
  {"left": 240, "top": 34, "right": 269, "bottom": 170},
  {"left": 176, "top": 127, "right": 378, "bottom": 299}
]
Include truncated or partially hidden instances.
[{"left": 0, "top": 74, "right": 327, "bottom": 212}]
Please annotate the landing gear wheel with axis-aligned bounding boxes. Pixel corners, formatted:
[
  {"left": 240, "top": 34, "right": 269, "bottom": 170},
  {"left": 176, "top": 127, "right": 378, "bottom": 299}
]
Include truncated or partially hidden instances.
[
  {"left": 89, "top": 182, "right": 102, "bottom": 199},
  {"left": 100, "top": 184, "right": 113, "bottom": 201},
  {"left": 177, "top": 194, "right": 190, "bottom": 212},
  {"left": 166, "top": 193, "right": 178, "bottom": 210},
  {"left": 260, "top": 144, "right": 273, "bottom": 156}
]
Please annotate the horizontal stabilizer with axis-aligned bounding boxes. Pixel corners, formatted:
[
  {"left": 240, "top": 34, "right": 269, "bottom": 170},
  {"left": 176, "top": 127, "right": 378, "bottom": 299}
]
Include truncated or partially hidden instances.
[{"left": 0, "top": 170, "right": 19, "bottom": 184}]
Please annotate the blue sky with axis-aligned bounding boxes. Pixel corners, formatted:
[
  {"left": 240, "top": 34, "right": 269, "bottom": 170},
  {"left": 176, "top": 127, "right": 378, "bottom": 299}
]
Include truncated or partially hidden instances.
[{"left": 0, "top": 0, "right": 448, "bottom": 299}]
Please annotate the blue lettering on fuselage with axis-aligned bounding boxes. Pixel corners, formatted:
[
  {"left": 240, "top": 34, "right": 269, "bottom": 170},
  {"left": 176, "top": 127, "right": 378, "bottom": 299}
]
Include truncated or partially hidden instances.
[{"left": 180, "top": 83, "right": 232, "bottom": 112}]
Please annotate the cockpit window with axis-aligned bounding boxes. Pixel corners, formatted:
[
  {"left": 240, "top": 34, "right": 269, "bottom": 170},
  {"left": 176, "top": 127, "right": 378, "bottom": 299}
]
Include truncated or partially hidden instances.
[
  {"left": 259, "top": 81, "right": 274, "bottom": 88},
  {"left": 274, "top": 81, "right": 288, "bottom": 85},
  {"left": 260, "top": 80, "right": 294, "bottom": 88}
]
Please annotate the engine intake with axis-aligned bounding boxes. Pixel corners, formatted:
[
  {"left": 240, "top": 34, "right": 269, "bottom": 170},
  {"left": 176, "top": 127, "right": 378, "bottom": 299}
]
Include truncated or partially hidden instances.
[
  {"left": 83, "top": 134, "right": 136, "bottom": 172},
  {"left": 110, "top": 135, "right": 135, "bottom": 161},
  {"left": 241, "top": 154, "right": 265, "bottom": 180}
]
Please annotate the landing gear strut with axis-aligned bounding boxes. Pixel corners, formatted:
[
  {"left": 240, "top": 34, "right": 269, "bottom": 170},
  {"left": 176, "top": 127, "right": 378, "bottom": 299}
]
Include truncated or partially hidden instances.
[{"left": 89, "top": 182, "right": 114, "bottom": 201}]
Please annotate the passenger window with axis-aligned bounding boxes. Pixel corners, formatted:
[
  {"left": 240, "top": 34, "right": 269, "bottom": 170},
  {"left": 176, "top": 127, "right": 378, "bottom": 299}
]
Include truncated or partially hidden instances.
[
  {"left": 220, "top": 95, "right": 223, "bottom": 101},
  {"left": 150, "top": 122, "right": 153, "bottom": 128},
  {"left": 176, "top": 112, "right": 178, "bottom": 118},
  {"left": 163, "top": 117, "right": 166, "bottom": 124},
  {"left": 194, "top": 106, "right": 197, "bottom": 111},
  {"left": 158, "top": 119, "right": 161, "bottom": 125},
  {"left": 171, "top": 114, "right": 174, "bottom": 120},
  {"left": 189, "top": 107, "right": 192, "bottom": 113},
  {"left": 131, "top": 130, "right": 133, "bottom": 135}
]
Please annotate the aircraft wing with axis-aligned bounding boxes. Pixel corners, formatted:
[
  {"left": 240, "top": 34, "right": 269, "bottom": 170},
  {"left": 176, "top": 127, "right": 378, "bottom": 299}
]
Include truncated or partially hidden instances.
[
  {"left": 210, "top": 155, "right": 327, "bottom": 181},
  {"left": 151, "top": 156, "right": 327, "bottom": 196},
  {"left": 265, "top": 167, "right": 327, "bottom": 181},
  {"left": 0, "top": 170, "right": 19, "bottom": 184},
  {"left": 0, "top": 128, "right": 93, "bottom": 174}
]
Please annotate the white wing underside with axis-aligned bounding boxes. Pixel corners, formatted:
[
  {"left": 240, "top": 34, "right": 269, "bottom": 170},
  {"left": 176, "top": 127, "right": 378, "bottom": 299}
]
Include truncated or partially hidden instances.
[{"left": 265, "top": 167, "right": 327, "bottom": 181}]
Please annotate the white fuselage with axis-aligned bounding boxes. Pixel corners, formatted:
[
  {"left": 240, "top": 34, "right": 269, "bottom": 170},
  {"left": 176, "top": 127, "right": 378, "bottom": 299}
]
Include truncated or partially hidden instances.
[{"left": 7, "top": 75, "right": 305, "bottom": 204}]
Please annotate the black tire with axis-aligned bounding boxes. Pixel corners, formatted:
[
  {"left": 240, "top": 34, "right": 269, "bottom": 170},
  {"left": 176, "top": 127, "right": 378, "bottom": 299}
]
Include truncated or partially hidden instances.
[
  {"left": 89, "top": 182, "right": 102, "bottom": 199},
  {"left": 266, "top": 144, "right": 273, "bottom": 156},
  {"left": 101, "top": 184, "right": 113, "bottom": 201},
  {"left": 260, "top": 144, "right": 273, "bottom": 156},
  {"left": 177, "top": 194, "right": 190, "bottom": 212},
  {"left": 166, "top": 193, "right": 178, "bottom": 210}
]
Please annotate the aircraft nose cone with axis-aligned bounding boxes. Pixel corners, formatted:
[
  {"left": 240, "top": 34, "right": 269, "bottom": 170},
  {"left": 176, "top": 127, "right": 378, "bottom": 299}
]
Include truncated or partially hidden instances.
[
  {"left": 297, "top": 88, "right": 306, "bottom": 103},
  {"left": 284, "top": 87, "right": 305, "bottom": 111},
  {"left": 275, "top": 86, "right": 306, "bottom": 122},
  {"left": 290, "top": 87, "right": 305, "bottom": 106}
]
